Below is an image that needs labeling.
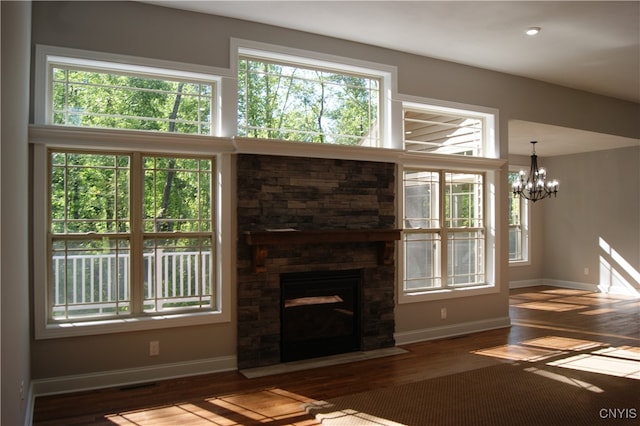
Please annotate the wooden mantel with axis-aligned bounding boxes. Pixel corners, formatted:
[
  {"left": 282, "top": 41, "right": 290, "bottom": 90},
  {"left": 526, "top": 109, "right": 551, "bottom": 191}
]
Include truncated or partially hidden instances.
[{"left": 244, "top": 229, "right": 402, "bottom": 273}]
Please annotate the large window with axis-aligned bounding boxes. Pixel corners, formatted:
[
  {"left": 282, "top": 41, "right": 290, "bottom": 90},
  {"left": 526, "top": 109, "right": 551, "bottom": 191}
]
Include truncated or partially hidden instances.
[
  {"left": 400, "top": 100, "right": 498, "bottom": 300},
  {"left": 238, "top": 55, "right": 381, "bottom": 146},
  {"left": 508, "top": 171, "right": 529, "bottom": 263},
  {"left": 404, "top": 106, "right": 485, "bottom": 156},
  {"left": 49, "top": 64, "right": 213, "bottom": 134},
  {"left": 403, "top": 170, "right": 485, "bottom": 293},
  {"left": 49, "top": 151, "right": 215, "bottom": 321},
  {"left": 33, "top": 46, "right": 229, "bottom": 337}
]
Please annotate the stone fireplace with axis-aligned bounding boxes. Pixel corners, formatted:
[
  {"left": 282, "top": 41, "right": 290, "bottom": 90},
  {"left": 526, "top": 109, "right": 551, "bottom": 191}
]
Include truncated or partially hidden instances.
[{"left": 236, "top": 154, "right": 398, "bottom": 369}]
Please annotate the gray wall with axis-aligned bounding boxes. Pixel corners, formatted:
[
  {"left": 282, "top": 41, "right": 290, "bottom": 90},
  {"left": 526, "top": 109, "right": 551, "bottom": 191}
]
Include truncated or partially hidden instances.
[
  {"left": 543, "top": 146, "right": 639, "bottom": 291},
  {"left": 2, "top": 2, "right": 32, "bottom": 425},
  {"left": 25, "top": 0, "right": 640, "bottom": 389}
]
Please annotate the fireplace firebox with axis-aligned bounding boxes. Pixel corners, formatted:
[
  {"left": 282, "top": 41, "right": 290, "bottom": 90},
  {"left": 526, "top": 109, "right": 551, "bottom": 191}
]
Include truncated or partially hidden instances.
[{"left": 280, "top": 269, "right": 362, "bottom": 362}]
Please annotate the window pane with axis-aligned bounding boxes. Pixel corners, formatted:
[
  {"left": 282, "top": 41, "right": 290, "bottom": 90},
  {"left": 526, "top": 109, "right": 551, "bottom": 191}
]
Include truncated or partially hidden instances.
[
  {"left": 404, "top": 170, "right": 439, "bottom": 229},
  {"left": 143, "top": 156, "right": 213, "bottom": 233},
  {"left": 143, "top": 237, "right": 213, "bottom": 312},
  {"left": 508, "top": 171, "right": 527, "bottom": 262},
  {"left": 51, "top": 237, "right": 130, "bottom": 320},
  {"left": 447, "top": 231, "right": 485, "bottom": 286},
  {"left": 445, "top": 172, "right": 483, "bottom": 228},
  {"left": 404, "top": 108, "right": 483, "bottom": 156},
  {"left": 50, "top": 152, "right": 130, "bottom": 234},
  {"left": 404, "top": 232, "right": 441, "bottom": 291},
  {"left": 52, "top": 67, "right": 212, "bottom": 134},
  {"left": 509, "top": 226, "right": 523, "bottom": 261},
  {"left": 238, "top": 57, "right": 380, "bottom": 146}
]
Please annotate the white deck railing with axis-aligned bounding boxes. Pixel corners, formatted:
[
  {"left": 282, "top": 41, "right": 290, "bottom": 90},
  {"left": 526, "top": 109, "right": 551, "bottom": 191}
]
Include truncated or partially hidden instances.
[{"left": 51, "top": 250, "right": 212, "bottom": 315}]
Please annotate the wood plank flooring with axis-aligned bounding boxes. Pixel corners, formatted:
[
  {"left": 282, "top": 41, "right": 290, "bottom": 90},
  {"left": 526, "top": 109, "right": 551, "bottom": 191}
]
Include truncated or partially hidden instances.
[{"left": 32, "top": 286, "right": 640, "bottom": 425}]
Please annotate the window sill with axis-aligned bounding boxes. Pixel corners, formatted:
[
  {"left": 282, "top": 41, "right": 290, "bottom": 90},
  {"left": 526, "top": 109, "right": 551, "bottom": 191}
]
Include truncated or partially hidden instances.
[
  {"left": 35, "top": 310, "right": 229, "bottom": 340},
  {"left": 398, "top": 284, "right": 498, "bottom": 304}
]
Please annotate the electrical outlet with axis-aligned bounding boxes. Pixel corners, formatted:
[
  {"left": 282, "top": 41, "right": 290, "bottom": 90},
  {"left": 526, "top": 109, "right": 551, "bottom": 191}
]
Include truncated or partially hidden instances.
[
  {"left": 149, "top": 340, "right": 160, "bottom": 356},
  {"left": 584, "top": 267, "right": 589, "bottom": 276},
  {"left": 19, "top": 380, "right": 25, "bottom": 402},
  {"left": 440, "top": 307, "right": 447, "bottom": 320}
]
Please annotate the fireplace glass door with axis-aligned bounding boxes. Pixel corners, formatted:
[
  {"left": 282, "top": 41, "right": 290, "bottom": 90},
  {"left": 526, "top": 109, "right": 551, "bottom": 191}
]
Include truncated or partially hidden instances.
[{"left": 280, "top": 269, "right": 361, "bottom": 362}]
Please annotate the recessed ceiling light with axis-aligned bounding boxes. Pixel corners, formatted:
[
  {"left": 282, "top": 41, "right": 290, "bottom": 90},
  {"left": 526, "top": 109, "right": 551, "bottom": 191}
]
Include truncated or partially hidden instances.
[{"left": 526, "top": 27, "right": 541, "bottom": 36}]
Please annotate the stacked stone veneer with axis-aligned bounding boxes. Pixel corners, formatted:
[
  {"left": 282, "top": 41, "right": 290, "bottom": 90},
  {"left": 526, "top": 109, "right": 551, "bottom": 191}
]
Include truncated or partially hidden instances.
[{"left": 237, "top": 154, "right": 397, "bottom": 369}]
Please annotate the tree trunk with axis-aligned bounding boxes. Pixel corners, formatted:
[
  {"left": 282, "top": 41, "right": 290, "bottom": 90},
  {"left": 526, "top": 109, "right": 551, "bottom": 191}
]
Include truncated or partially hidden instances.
[{"left": 157, "top": 83, "right": 184, "bottom": 231}]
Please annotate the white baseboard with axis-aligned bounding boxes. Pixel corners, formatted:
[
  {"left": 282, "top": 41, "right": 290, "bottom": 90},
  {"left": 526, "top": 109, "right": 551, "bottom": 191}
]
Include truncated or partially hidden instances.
[
  {"left": 31, "top": 355, "right": 237, "bottom": 397},
  {"left": 542, "top": 279, "right": 600, "bottom": 292},
  {"left": 509, "top": 279, "right": 543, "bottom": 289},
  {"left": 394, "top": 316, "right": 511, "bottom": 346},
  {"left": 509, "top": 279, "right": 602, "bottom": 293}
]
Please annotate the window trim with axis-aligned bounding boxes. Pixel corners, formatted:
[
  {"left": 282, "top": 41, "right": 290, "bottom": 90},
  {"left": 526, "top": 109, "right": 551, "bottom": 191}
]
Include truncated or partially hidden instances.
[
  {"left": 397, "top": 96, "right": 502, "bottom": 304},
  {"left": 33, "top": 47, "right": 235, "bottom": 339},
  {"left": 32, "top": 132, "right": 233, "bottom": 340},
  {"left": 508, "top": 167, "right": 531, "bottom": 266},
  {"left": 401, "top": 169, "right": 488, "bottom": 292},
  {"left": 399, "top": 95, "right": 499, "bottom": 159},
  {"left": 398, "top": 164, "right": 500, "bottom": 304},
  {"left": 230, "top": 38, "right": 399, "bottom": 149},
  {"left": 34, "top": 44, "right": 237, "bottom": 136}
]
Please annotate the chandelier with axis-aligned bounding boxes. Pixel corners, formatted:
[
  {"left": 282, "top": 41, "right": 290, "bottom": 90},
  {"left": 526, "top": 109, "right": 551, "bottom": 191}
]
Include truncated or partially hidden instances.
[{"left": 512, "top": 141, "right": 558, "bottom": 202}]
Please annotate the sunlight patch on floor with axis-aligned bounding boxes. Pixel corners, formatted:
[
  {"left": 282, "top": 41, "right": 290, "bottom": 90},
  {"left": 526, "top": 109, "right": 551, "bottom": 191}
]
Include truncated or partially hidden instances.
[
  {"left": 512, "top": 301, "right": 585, "bottom": 312},
  {"left": 472, "top": 344, "right": 563, "bottom": 362},
  {"left": 106, "top": 388, "right": 320, "bottom": 425},
  {"left": 548, "top": 349, "right": 640, "bottom": 380},
  {"left": 315, "top": 408, "right": 406, "bottom": 426},
  {"left": 524, "top": 367, "right": 604, "bottom": 393},
  {"left": 579, "top": 308, "right": 616, "bottom": 315},
  {"left": 593, "top": 345, "right": 640, "bottom": 361},
  {"left": 520, "top": 336, "right": 605, "bottom": 351},
  {"left": 473, "top": 335, "right": 608, "bottom": 362}
]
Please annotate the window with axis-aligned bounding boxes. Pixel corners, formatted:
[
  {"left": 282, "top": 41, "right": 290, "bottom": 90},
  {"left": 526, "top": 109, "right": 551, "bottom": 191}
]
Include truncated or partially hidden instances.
[
  {"left": 403, "top": 170, "right": 485, "bottom": 293},
  {"left": 508, "top": 171, "right": 529, "bottom": 263},
  {"left": 404, "top": 106, "right": 484, "bottom": 156},
  {"left": 238, "top": 54, "right": 381, "bottom": 146},
  {"left": 399, "top": 98, "right": 499, "bottom": 301},
  {"left": 51, "top": 66, "right": 212, "bottom": 134},
  {"left": 33, "top": 46, "right": 230, "bottom": 337},
  {"left": 49, "top": 150, "right": 215, "bottom": 321}
]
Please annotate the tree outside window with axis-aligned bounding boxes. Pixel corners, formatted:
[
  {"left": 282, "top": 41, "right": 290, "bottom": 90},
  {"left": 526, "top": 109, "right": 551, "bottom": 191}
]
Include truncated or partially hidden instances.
[{"left": 238, "top": 57, "right": 380, "bottom": 146}]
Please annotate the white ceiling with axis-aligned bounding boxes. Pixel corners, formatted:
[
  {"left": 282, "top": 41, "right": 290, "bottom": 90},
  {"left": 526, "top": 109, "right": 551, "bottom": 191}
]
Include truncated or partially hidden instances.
[{"left": 143, "top": 0, "right": 640, "bottom": 156}]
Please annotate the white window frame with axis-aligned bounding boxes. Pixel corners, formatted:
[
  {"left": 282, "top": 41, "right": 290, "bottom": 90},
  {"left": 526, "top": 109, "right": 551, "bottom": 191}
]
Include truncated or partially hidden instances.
[
  {"left": 34, "top": 45, "right": 239, "bottom": 137},
  {"left": 508, "top": 168, "right": 531, "bottom": 265},
  {"left": 32, "top": 46, "right": 235, "bottom": 339},
  {"left": 231, "top": 38, "right": 400, "bottom": 150},
  {"left": 397, "top": 95, "right": 503, "bottom": 303}
]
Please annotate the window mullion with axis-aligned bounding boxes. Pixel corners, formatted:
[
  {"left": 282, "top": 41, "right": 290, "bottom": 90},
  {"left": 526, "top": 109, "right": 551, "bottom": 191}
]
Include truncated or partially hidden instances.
[
  {"left": 130, "top": 153, "right": 144, "bottom": 314},
  {"left": 440, "top": 170, "right": 448, "bottom": 288}
]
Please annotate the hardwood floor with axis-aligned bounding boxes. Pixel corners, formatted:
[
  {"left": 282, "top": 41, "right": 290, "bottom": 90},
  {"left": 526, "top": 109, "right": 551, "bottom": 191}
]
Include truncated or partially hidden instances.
[{"left": 32, "top": 286, "right": 640, "bottom": 425}]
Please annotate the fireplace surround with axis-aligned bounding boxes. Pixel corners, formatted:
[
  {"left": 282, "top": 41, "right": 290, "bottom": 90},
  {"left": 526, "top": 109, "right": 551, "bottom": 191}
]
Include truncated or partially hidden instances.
[{"left": 237, "top": 154, "right": 398, "bottom": 369}]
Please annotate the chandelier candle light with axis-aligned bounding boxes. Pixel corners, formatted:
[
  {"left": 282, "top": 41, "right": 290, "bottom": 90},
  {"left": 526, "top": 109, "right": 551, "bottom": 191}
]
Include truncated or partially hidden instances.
[{"left": 512, "top": 141, "right": 559, "bottom": 202}]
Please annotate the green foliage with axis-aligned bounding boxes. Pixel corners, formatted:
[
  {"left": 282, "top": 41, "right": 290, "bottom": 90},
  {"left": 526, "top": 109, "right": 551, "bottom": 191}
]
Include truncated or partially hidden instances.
[
  {"left": 143, "top": 157, "right": 212, "bottom": 233},
  {"left": 238, "top": 58, "right": 379, "bottom": 144},
  {"left": 52, "top": 68, "right": 211, "bottom": 134},
  {"left": 50, "top": 153, "right": 130, "bottom": 235}
]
